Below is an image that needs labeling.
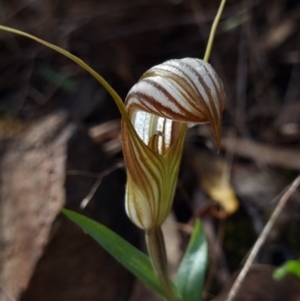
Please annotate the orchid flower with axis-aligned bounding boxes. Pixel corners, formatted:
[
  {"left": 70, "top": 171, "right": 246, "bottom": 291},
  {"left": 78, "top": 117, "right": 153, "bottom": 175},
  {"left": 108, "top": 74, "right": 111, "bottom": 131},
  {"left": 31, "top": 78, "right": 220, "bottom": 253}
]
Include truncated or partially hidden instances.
[
  {"left": 122, "top": 58, "right": 225, "bottom": 230},
  {"left": 0, "top": 21, "right": 226, "bottom": 301},
  {"left": 0, "top": 26, "right": 224, "bottom": 232}
]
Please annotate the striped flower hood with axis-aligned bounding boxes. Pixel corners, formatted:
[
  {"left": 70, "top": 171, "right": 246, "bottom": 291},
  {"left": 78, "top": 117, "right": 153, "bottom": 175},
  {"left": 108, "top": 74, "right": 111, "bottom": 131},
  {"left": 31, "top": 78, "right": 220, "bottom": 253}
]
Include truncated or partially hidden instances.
[{"left": 122, "top": 58, "right": 225, "bottom": 230}]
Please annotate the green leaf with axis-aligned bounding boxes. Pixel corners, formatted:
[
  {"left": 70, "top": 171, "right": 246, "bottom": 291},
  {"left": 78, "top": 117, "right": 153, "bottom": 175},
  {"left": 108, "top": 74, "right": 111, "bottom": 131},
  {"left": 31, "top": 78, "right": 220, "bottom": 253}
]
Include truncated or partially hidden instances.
[
  {"left": 273, "top": 260, "right": 300, "bottom": 280},
  {"left": 62, "top": 208, "right": 165, "bottom": 298},
  {"left": 175, "top": 220, "right": 208, "bottom": 301}
]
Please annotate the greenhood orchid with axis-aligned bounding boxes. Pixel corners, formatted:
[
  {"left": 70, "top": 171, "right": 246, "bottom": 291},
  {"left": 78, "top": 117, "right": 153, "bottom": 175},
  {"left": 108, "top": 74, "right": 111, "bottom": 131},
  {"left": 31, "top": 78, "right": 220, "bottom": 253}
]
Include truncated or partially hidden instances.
[{"left": 122, "top": 58, "right": 225, "bottom": 230}]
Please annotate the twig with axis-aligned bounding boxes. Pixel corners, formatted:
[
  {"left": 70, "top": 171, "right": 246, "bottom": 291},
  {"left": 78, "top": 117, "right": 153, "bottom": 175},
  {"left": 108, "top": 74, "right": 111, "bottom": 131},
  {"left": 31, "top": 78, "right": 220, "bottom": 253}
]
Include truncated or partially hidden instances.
[
  {"left": 225, "top": 174, "right": 300, "bottom": 301},
  {"left": 79, "top": 162, "right": 124, "bottom": 209},
  {"left": 66, "top": 162, "right": 124, "bottom": 209},
  {"left": 80, "top": 176, "right": 103, "bottom": 209}
]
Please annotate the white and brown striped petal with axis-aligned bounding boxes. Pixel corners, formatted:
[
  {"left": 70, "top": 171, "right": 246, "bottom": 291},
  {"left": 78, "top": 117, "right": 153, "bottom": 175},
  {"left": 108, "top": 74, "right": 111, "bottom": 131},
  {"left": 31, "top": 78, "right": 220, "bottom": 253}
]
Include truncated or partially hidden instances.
[
  {"left": 125, "top": 58, "right": 225, "bottom": 152},
  {"left": 122, "top": 58, "right": 225, "bottom": 230}
]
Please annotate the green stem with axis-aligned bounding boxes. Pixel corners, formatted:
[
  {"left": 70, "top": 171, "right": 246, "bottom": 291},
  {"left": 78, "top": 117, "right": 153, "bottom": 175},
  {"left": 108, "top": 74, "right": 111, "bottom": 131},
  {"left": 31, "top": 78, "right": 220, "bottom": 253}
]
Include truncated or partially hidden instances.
[
  {"left": 146, "top": 228, "right": 177, "bottom": 301},
  {"left": 203, "top": 0, "right": 227, "bottom": 62},
  {"left": 0, "top": 25, "right": 132, "bottom": 129}
]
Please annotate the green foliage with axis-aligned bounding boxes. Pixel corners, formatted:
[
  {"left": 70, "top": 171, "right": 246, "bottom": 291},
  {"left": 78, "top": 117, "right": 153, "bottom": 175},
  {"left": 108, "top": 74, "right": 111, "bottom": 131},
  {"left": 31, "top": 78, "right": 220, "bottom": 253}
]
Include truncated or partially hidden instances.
[
  {"left": 273, "top": 260, "right": 300, "bottom": 280},
  {"left": 62, "top": 209, "right": 210, "bottom": 301},
  {"left": 176, "top": 220, "right": 208, "bottom": 301},
  {"left": 62, "top": 208, "right": 166, "bottom": 298}
]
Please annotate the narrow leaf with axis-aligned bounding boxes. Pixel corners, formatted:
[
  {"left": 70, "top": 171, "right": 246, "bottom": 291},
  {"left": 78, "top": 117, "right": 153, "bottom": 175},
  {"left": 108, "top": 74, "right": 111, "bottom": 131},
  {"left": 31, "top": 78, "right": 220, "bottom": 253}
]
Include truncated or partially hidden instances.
[
  {"left": 0, "top": 25, "right": 132, "bottom": 126},
  {"left": 175, "top": 220, "right": 207, "bottom": 301},
  {"left": 273, "top": 260, "right": 300, "bottom": 280},
  {"left": 62, "top": 208, "right": 165, "bottom": 297}
]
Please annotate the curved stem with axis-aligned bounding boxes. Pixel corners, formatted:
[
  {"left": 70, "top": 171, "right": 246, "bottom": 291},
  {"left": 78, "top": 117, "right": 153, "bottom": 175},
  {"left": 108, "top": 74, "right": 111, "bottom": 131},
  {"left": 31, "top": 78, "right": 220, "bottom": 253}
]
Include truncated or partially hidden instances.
[
  {"left": 146, "top": 228, "right": 177, "bottom": 301},
  {"left": 0, "top": 25, "right": 132, "bottom": 128},
  {"left": 203, "top": 0, "right": 227, "bottom": 62},
  {"left": 0, "top": 25, "right": 146, "bottom": 150}
]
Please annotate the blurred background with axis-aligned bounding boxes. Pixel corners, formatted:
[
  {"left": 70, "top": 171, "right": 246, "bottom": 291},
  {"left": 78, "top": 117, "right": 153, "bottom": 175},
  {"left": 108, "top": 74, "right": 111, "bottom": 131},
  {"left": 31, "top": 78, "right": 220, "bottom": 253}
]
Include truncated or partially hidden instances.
[{"left": 0, "top": 0, "right": 300, "bottom": 300}]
